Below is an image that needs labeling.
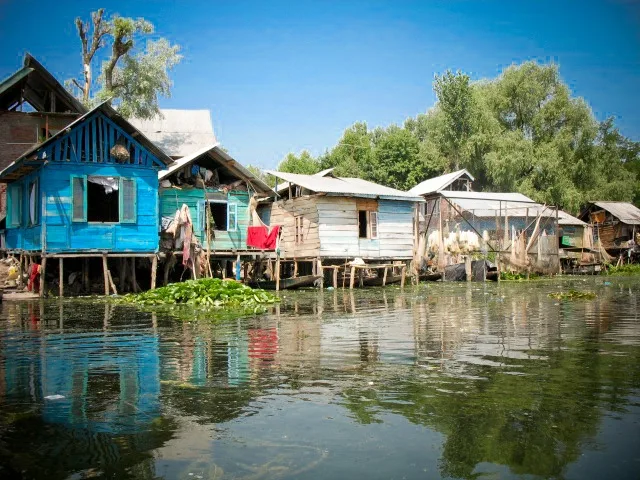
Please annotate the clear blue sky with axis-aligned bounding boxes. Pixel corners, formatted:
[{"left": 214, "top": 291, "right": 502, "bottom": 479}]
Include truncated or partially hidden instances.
[{"left": 1, "top": 0, "right": 638, "bottom": 169}]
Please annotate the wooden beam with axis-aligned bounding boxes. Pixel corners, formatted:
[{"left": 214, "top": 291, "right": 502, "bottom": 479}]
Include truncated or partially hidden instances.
[
  {"left": 59, "top": 258, "right": 64, "bottom": 297},
  {"left": 102, "top": 254, "right": 109, "bottom": 296},
  {"left": 382, "top": 266, "right": 388, "bottom": 286},
  {"left": 275, "top": 255, "right": 281, "bottom": 291},
  {"left": 333, "top": 266, "right": 338, "bottom": 289},
  {"left": 317, "top": 259, "right": 323, "bottom": 288},
  {"left": 349, "top": 265, "right": 356, "bottom": 289},
  {"left": 40, "top": 257, "right": 47, "bottom": 298},
  {"left": 151, "top": 255, "right": 158, "bottom": 290},
  {"left": 400, "top": 264, "right": 407, "bottom": 288}
]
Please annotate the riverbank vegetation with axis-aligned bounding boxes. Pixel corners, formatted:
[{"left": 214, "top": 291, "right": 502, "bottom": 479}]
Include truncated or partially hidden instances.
[
  {"left": 604, "top": 264, "right": 640, "bottom": 276},
  {"left": 119, "top": 278, "right": 279, "bottom": 313},
  {"left": 251, "top": 62, "right": 639, "bottom": 214}
]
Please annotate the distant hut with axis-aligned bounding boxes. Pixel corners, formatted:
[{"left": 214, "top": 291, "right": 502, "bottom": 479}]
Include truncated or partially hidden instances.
[
  {"left": 0, "top": 54, "right": 86, "bottom": 220},
  {"left": 579, "top": 201, "right": 640, "bottom": 263},
  {"left": 260, "top": 169, "right": 423, "bottom": 288},
  {"left": 408, "top": 170, "right": 581, "bottom": 278},
  {"left": 0, "top": 102, "right": 172, "bottom": 296}
]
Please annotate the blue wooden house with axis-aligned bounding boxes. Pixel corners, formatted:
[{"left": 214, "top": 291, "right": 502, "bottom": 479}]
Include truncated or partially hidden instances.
[{"left": 0, "top": 102, "right": 172, "bottom": 295}]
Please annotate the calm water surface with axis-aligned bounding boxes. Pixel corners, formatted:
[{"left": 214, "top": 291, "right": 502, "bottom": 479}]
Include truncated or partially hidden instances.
[{"left": 1, "top": 277, "right": 639, "bottom": 479}]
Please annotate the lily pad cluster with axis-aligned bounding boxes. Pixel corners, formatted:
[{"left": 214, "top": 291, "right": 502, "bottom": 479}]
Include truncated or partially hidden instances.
[{"left": 120, "top": 278, "right": 279, "bottom": 312}]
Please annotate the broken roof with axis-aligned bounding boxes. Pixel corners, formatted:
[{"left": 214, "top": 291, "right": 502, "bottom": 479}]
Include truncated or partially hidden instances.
[
  {"left": 158, "top": 143, "right": 273, "bottom": 194},
  {"left": 589, "top": 201, "right": 640, "bottom": 225},
  {"left": 266, "top": 170, "right": 423, "bottom": 202},
  {"left": 439, "top": 191, "right": 586, "bottom": 226},
  {"left": 129, "top": 109, "right": 216, "bottom": 158},
  {"left": 408, "top": 169, "right": 474, "bottom": 196},
  {"left": 0, "top": 54, "right": 85, "bottom": 113}
]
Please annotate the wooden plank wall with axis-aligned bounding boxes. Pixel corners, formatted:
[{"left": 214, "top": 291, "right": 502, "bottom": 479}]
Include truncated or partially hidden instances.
[
  {"left": 377, "top": 199, "right": 414, "bottom": 259},
  {"left": 159, "top": 187, "right": 251, "bottom": 251},
  {"left": 270, "top": 196, "right": 320, "bottom": 258},
  {"left": 317, "top": 197, "right": 359, "bottom": 258},
  {"left": 44, "top": 163, "right": 159, "bottom": 252}
]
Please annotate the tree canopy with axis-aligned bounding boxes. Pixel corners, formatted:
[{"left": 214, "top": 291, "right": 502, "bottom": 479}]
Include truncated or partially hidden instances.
[
  {"left": 67, "top": 9, "right": 182, "bottom": 119},
  {"left": 265, "top": 62, "right": 639, "bottom": 213}
]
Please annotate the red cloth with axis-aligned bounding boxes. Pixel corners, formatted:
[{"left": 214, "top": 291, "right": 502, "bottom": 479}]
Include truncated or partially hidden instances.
[
  {"left": 247, "top": 226, "right": 280, "bottom": 250},
  {"left": 27, "top": 264, "right": 40, "bottom": 292}
]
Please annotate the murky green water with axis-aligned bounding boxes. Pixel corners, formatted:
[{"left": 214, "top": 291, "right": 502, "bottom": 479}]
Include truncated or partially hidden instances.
[{"left": 1, "top": 277, "right": 639, "bottom": 479}]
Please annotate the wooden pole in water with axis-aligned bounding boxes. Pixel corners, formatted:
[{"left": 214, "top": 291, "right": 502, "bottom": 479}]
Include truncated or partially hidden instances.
[
  {"left": 82, "top": 258, "right": 89, "bottom": 292},
  {"left": 349, "top": 265, "right": 356, "bottom": 289},
  {"left": 40, "top": 256, "right": 47, "bottom": 297},
  {"left": 151, "top": 255, "right": 158, "bottom": 290},
  {"left": 317, "top": 258, "right": 323, "bottom": 288},
  {"left": 333, "top": 266, "right": 338, "bottom": 289},
  {"left": 18, "top": 253, "right": 23, "bottom": 288},
  {"left": 293, "top": 260, "right": 298, "bottom": 278},
  {"left": 401, "top": 264, "right": 407, "bottom": 288},
  {"left": 275, "top": 254, "right": 281, "bottom": 291},
  {"left": 383, "top": 266, "right": 388, "bottom": 286},
  {"left": 131, "top": 257, "right": 137, "bottom": 292},
  {"left": 465, "top": 255, "right": 472, "bottom": 281},
  {"left": 58, "top": 257, "right": 64, "bottom": 297},
  {"left": 102, "top": 254, "right": 109, "bottom": 296}
]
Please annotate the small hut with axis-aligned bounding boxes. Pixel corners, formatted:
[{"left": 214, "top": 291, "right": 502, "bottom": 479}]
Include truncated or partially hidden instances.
[
  {"left": 579, "top": 201, "right": 640, "bottom": 263},
  {"left": 260, "top": 169, "right": 423, "bottom": 288}
]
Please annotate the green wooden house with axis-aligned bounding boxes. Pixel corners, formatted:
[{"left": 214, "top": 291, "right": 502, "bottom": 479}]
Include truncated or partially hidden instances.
[{"left": 158, "top": 144, "right": 273, "bottom": 253}]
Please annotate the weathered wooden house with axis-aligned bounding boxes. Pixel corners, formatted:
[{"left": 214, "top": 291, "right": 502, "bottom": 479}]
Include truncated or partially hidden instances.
[
  {"left": 260, "top": 170, "right": 423, "bottom": 286},
  {"left": 579, "top": 201, "right": 640, "bottom": 260},
  {"left": 409, "top": 170, "right": 589, "bottom": 277},
  {"left": 0, "top": 54, "right": 86, "bottom": 219},
  {"left": 156, "top": 143, "right": 274, "bottom": 280},
  {"left": 0, "top": 101, "right": 172, "bottom": 295}
]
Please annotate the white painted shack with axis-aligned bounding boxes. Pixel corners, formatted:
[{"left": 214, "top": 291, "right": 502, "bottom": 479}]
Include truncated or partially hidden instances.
[{"left": 262, "top": 170, "right": 423, "bottom": 265}]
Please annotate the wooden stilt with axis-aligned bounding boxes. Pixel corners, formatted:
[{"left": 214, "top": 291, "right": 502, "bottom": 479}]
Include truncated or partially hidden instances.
[
  {"left": 243, "top": 261, "right": 249, "bottom": 282},
  {"left": 82, "top": 258, "right": 89, "bottom": 292},
  {"left": 151, "top": 255, "right": 157, "bottom": 290},
  {"left": 465, "top": 255, "right": 472, "bottom": 281},
  {"left": 359, "top": 268, "right": 364, "bottom": 288},
  {"left": 236, "top": 253, "right": 241, "bottom": 281},
  {"left": 333, "top": 266, "right": 338, "bottom": 289},
  {"left": 59, "top": 258, "right": 64, "bottom": 297},
  {"left": 401, "top": 264, "right": 407, "bottom": 288},
  {"left": 131, "top": 257, "right": 137, "bottom": 292},
  {"left": 317, "top": 259, "right": 323, "bottom": 288},
  {"left": 107, "top": 269, "right": 118, "bottom": 295},
  {"left": 119, "top": 258, "right": 127, "bottom": 292},
  {"left": 349, "top": 265, "right": 356, "bottom": 289},
  {"left": 102, "top": 254, "right": 109, "bottom": 296},
  {"left": 193, "top": 254, "right": 200, "bottom": 280},
  {"left": 39, "top": 257, "right": 47, "bottom": 297},
  {"left": 293, "top": 260, "right": 298, "bottom": 278},
  {"left": 222, "top": 260, "right": 227, "bottom": 280},
  {"left": 18, "top": 253, "right": 23, "bottom": 288},
  {"left": 275, "top": 255, "right": 281, "bottom": 291},
  {"left": 382, "top": 266, "right": 388, "bottom": 286}
]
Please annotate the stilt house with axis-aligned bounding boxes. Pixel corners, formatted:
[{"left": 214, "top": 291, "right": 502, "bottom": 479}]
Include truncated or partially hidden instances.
[
  {"left": 409, "top": 170, "right": 588, "bottom": 276},
  {"left": 262, "top": 170, "right": 423, "bottom": 268},
  {"left": 0, "top": 101, "right": 172, "bottom": 294},
  {"left": 579, "top": 201, "right": 640, "bottom": 261}
]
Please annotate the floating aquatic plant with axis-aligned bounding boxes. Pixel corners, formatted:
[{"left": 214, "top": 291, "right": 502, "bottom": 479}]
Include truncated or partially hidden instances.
[
  {"left": 548, "top": 290, "right": 597, "bottom": 300},
  {"left": 119, "top": 278, "right": 279, "bottom": 314}
]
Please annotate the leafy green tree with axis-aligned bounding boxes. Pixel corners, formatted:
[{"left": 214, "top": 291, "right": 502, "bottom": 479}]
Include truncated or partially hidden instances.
[
  {"left": 277, "top": 150, "right": 321, "bottom": 175},
  {"left": 68, "top": 9, "right": 181, "bottom": 119}
]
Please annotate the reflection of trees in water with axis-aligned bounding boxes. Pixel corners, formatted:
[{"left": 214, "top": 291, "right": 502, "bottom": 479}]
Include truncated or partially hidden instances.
[{"left": 335, "top": 282, "right": 640, "bottom": 479}]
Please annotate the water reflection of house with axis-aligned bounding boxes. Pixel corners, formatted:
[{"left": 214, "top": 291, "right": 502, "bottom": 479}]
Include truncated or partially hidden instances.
[{"left": 2, "top": 326, "right": 161, "bottom": 434}]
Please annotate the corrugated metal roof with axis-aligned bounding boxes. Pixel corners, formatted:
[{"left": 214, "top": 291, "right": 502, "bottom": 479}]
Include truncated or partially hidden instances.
[
  {"left": 408, "top": 169, "right": 474, "bottom": 196},
  {"left": 129, "top": 109, "right": 216, "bottom": 157},
  {"left": 592, "top": 201, "right": 640, "bottom": 225},
  {"left": 266, "top": 170, "right": 423, "bottom": 201},
  {"left": 158, "top": 143, "right": 272, "bottom": 194},
  {"left": 439, "top": 190, "right": 585, "bottom": 225}
]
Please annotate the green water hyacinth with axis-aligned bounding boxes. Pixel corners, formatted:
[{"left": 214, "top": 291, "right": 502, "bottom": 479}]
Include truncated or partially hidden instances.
[{"left": 120, "top": 278, "right": 279, "bottom": 312}]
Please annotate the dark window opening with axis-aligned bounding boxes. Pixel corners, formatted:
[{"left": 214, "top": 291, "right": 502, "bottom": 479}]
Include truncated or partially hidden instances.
[
  {"left": 209, "top": 202, "right": 228, "bottom": 231},
  {"left": 359, "top": 210, "right": 368, "bottom": 238},
  {"left": 87, "top": 177, "right": 119, "bottom": 222}
]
